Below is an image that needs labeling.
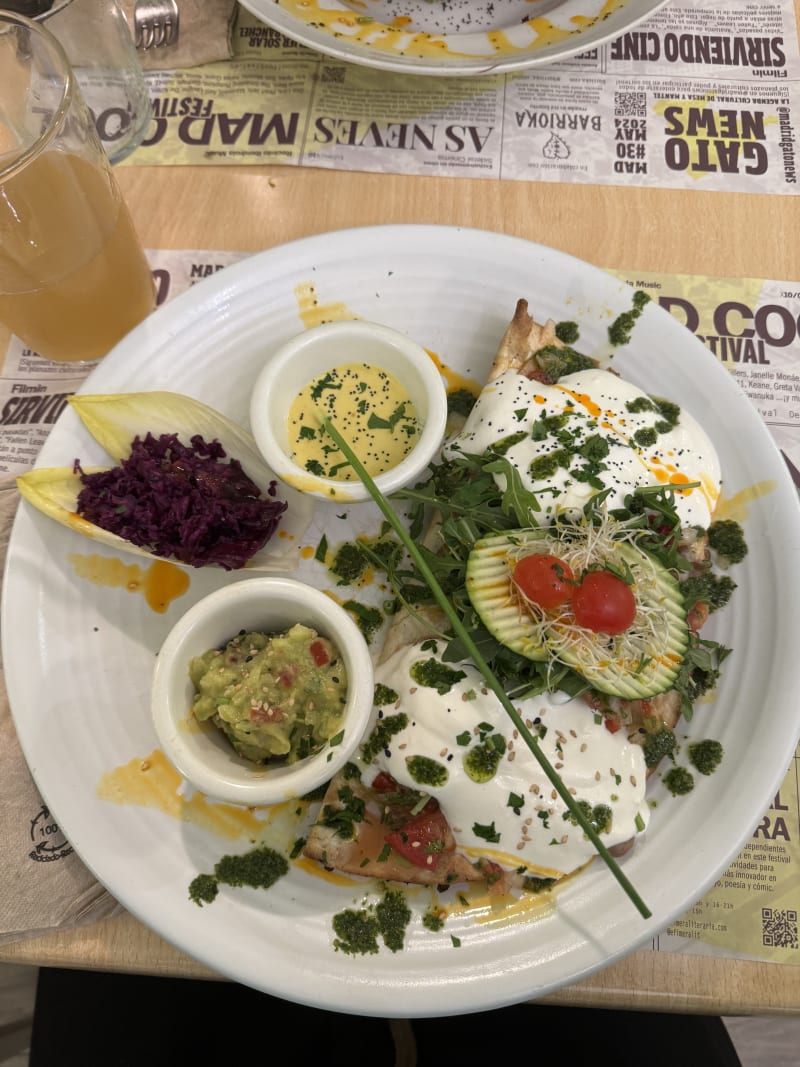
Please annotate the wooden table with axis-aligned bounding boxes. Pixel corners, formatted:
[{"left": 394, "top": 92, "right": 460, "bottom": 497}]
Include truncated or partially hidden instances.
[{"left": 2, "top": 164, "right": 799, "bottom": 1015}]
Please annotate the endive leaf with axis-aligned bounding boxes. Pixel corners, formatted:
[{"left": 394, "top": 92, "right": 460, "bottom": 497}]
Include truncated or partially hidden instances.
[
  {"left": 70, "top": 392, "right": 265, "bottom": 474},
  {"left": 17, "top": 391, "right": 314, "bottom": 571},
  {"left": 17, "top": 466, "right": 185, "bottom": 565}
]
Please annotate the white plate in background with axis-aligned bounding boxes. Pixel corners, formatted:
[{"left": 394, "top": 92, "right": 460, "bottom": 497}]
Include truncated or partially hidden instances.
[{"left": 239, "top": 0, "right": 669, "bottom": 76}]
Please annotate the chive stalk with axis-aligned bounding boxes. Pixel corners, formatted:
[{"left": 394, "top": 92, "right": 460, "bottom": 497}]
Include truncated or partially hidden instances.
[{"left": 320, "top": 415, "right": 651, "bottom": 920}]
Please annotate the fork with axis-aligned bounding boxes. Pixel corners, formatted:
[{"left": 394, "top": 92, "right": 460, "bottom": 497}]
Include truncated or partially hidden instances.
[{"left": 133, "top": 0, "right": 180, "bottom": 51}]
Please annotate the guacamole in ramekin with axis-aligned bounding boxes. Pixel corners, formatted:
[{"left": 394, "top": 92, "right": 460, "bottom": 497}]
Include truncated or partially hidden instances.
[{"left": 189, "top": 624, "right": 348, "bottom": 764}]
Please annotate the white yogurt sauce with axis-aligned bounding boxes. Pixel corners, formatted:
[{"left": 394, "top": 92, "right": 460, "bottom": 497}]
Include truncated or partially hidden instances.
[
  {"left": 361, "top": 641, "right": 650, "bottom": 878},
  {"left": 443, "top": 368, "right": 721, "bottom": 528}
]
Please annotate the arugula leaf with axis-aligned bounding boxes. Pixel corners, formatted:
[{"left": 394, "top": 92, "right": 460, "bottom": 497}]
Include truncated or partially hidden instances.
[{"left": 483, "top": 455, "right": 543, "bottom": 520}]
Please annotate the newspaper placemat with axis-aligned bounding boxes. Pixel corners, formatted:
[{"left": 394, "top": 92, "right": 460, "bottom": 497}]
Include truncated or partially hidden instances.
[
  {"left": 109, "top": 0, "right": 800, "bottom": 196},
  {"left": 1, "top": 247, "right": 799, "bottom": 963}
]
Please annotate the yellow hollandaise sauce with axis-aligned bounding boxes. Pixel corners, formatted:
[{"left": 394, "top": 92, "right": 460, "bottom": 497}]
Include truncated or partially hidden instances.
[{"left": 288, "top": 361, "right": 419, "bottom": 481}]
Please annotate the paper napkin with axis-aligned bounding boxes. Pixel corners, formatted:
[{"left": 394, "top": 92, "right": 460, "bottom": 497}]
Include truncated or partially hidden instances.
[
  {"left": 124, "top": 0, "right": 238, "bottom": 70},
  {"left": 0, "top": 478, "right": 121, "bottom": 944}
]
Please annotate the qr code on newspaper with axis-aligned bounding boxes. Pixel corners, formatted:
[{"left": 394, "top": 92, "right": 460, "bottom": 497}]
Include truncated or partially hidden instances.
[
  {"left": 614, "top": 91, "right": 647, "bottom": 117},
  {"left": 761, "top": 908, "right": 799, "bottom": 950},
  {"left": 321, "top": 65, "right": 346, "bottom": 84}
]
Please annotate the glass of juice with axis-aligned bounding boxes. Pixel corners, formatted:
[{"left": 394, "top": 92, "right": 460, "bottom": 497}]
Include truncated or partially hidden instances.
[
  {"left": 0, "top": 11, "right": 156, "bottom": 364},
  {"left": 35, "top": 0, "right": 152, "bottom": 166}
]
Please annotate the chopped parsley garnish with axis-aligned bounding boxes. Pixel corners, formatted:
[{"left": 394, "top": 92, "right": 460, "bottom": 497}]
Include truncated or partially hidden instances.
[
  {"left": 563, "top": 800, "right": 613, "bottom": 835},
  {"left": 608, "top": 290, "right": 651, "bottom": 346},
  {"left": 409, "top": 658, "right": 466, "bottom": 695},
  {"left": 529, "top": 447, "right": 571, "bottom": 481},
  {"left": 310, "top": 371, "right": 342, "bottom": 401},
  {"left": 361, "top": 713, "right": 409, "bottom": 763},
  {"left": 332, "top": 888, "right": 412, "bottom": 955},
  {"left": 663, "top": 766, "right": 694, "bottom": 796},
  {"left": 367, "top": 402, "right": 412, "bottom": 432},
  {"left": 447, "top": 388, "right": 478, "bottom": 418},
  {"left": 654, "top": 397, "right": 680, "bottom": 428},
  {"left": 342, "top": 599, "right": 383, "bottom": 642},
  {"left": 188, "top": 874, "right": 218, "bottom": 906},
  {"left": 633, "top": 427, "right": 658, "bottom": 448},
  {"left": 319, "top": 784, "right": 366, "bottom": 840},
  {"left": 422, "top": 908, "right": 446, "bottom": 932},
  {"left": 214, "top": 847, "right": 288, "bottom": 889},
  {"left": 522, "top": 873, "right": 557, "bottom": 894},
  {"left": 188, "top": 846, "right": 289, "bottom": 907},
  {"left": 642, "top": 726, "right": 677, "bottom": 769},
  {"left": 472, "top": 821, "right": 501, "bottom": 843},
  {"left": 708, "top": 519, "right": 748, "bottom": 564},
  {"left": 555, "top": 320, "right": 580, "bottom": 344},
  {"left": 464, "top": 740, "right": 502, "bottom": 783},
  {"left": 578, "top": 434, "right": 610, "bottom": 463},
  {"left": 374, "top": 683, "right": 399, "bottom": 706},
  {"left": 329, "top": 542, "right": 367, "bottom": 584},
  {"left": 530, "top": 344, "right": 596, "bottom": 382},
  {"left": 314, "top": 533, "right": 328, "bottom": 562},
  {"left": 689, "top": 739, "right": 724, "bottom": 775},
  {"left": 375, "top": 889, "right": 412, "bottom": 953},
  {"left": 406, "top": 755, "right": 448, "bottom": 788},
  {"left": 332, "top": 908, "right": 380, "bottom": 955}
]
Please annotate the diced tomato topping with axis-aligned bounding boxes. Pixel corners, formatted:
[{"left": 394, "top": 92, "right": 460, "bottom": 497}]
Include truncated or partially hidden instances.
[
  {"left": 687, "top": 602, "right": 710, "bottom": 633},
  {"left": 384, "top": 801, "right": 453, "bottom": 869},
  {"left": 371, "top": 771, "right": 399, "bottom": 793},
  {"left": 604, "top": 715, "right": 622, "bottom": 734},
  {"left": 309, "top": 639, "right": 331, "bottom": 667},
  {"left": 476, "top": 858, "right": 505, "bottom": 889},
  {"left": 276, "top": 665, "right": 298, "bottom": 687}
]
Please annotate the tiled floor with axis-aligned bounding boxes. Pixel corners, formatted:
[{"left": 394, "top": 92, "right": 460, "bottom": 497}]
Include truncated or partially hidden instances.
[
  {"left": 0, "top": 963, "right": 36, "bottom": 1067},
  {"left": 723, "top": 1015, "right": 800, "bottom": 1067},
  {"left": 2, "top": 962, "right": 800, "bottom": 1065}
]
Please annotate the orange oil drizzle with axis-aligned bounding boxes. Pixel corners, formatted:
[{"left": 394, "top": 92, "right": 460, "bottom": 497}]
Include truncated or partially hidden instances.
[
  {"left": 295, "top": 282, "right": 356, "bottom": 329},
  {"left": 68, "top": 554, "right": 190, "bottom": 613},
  {"left": 276, "top": 0, "right": 626, "bottom": 61},
  {"left": 97, "top": 750, "right": 565, "bottom": 910},
  {"left": 555, "top": 386, "right": 601, "bottom": 418},
  {"left": 99, "top": 750, "right": 274, "bottom": 840},
  {"left": 292, "top": 279, "right": 476, "bottom": 428},
  {"left": 425, "top": 349, "right": 480, "bottom": 399},
  {"left": 714, "top": 479, "right": 776, "bottom": 523}
]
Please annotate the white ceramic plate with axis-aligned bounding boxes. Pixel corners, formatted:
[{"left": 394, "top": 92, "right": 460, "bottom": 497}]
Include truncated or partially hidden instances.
[
  {"left": 5, "top": 225, "right": 800, "bottom": 1016},
  {"left": 239, "top": 0, "right": 669, "bottom": 76}
]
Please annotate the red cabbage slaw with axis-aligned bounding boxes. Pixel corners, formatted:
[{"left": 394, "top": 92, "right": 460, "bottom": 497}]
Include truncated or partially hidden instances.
[{"left": 74, "top": 433, "right": 287, "bottom": 570}]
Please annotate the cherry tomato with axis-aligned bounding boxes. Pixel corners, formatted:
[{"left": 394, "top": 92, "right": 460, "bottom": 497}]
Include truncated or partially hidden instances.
[
  {"left": 512, "top": 553, "right": 575, "bottom": 609},
  {"left": 572, "top": 570, "right": 636, "bottom": 635}
]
